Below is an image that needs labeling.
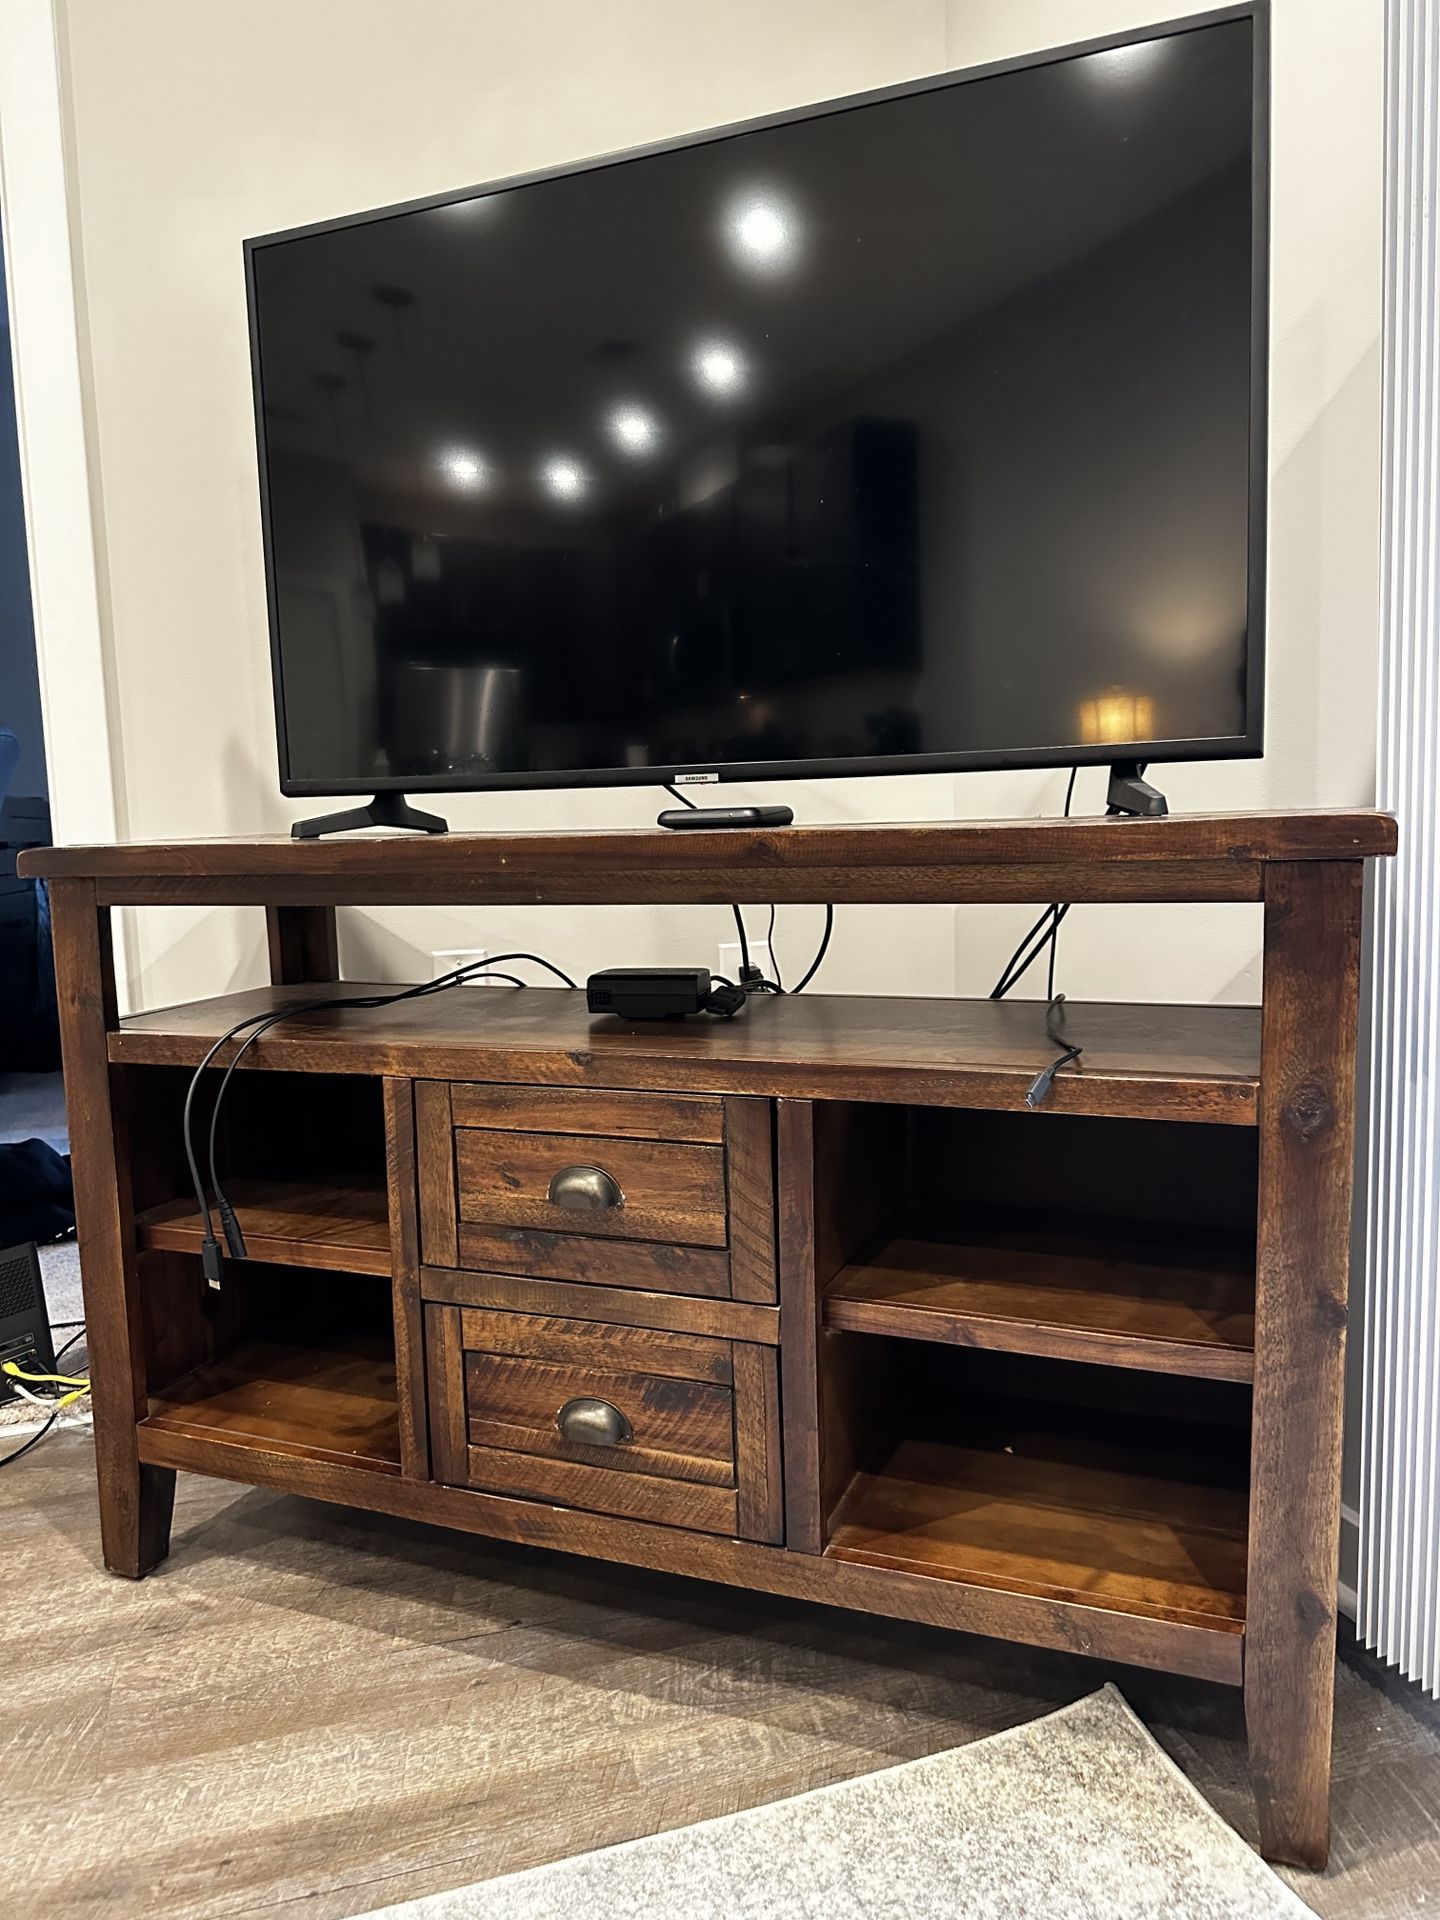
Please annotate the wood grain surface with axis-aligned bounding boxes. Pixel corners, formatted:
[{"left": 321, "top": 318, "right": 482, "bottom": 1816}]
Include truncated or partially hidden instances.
[
  {"left": 825, "top": 1229, "right": 1256, "bottom": 1381},
  {"left": 109, "top": 988, "right": 1264, "bottom": 1123},
  {"left": 20, "top": 812, "right": 1397, "bottom": 907},
  {"left": 4, "top": 1433, "right": 1429, "bottom": 1920},
  {"left": 420, "top": 1265, "right": 779, "bottom": 1344},
  {"left": 135, "top": 1177, "right": 391, "bottom": 1275},
  {"left": 1245, "top": 861, "right": 1366, "bottom": 1869},
  {"left": 454, "top": 1128, "right": 728, "bottom": 1246}
]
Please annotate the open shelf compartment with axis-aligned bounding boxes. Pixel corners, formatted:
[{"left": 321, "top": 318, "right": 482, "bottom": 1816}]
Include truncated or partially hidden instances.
[
  {"left": 815, "top": 1105, "right": 1258, "bottom": 1380},
  {"left": 123, "top": 1066, "right": 391, "bottom": 1277},
  {"left": 820, "top": 1341, "right": 1250, "bottom": 1634},
  {"left": 136, "top": 1253, "right": 401, "bottom": 1474}
]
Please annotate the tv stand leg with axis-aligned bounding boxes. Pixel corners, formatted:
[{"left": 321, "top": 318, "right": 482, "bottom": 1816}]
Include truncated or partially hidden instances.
[{"left": 291, "top": 793, "right": 449, "bottom": 839}]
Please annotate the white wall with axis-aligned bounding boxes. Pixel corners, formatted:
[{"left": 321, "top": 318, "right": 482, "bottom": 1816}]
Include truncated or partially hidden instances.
[{"left": 42, "top": 0, "right": 1380, "bottom": 1011}]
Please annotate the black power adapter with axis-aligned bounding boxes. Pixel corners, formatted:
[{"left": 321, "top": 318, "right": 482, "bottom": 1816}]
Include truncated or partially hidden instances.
[{"left": 586, "top": 967, "right": 745, "bottom": 1020}]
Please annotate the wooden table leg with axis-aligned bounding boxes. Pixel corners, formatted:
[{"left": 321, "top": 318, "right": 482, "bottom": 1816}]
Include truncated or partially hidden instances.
[
  {"left": 49, "top": 879, "right": 174, "bottom": 1577},
  {"left": 265, "top": 904, "right": 339, "bottom": 984},
  {"left": 1246, "top": 860, "right": 1363, "bottom": 1868}
]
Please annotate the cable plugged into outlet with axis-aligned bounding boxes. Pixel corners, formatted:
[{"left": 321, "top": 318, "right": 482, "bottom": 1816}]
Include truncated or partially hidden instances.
[
  {"left": 432, "top": 948, "right": 494, "bottom": 984},
  {"left": 718, "top": 937, "right": 776, "bottom": 987}
]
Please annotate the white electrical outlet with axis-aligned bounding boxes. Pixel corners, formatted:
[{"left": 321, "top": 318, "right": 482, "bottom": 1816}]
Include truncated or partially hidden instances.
[
  {"left": 431, "top": 947, "right": 496, "bottom": 984},
  {"left": 718, "top": 937, "right": 776, "bottom": 984}
]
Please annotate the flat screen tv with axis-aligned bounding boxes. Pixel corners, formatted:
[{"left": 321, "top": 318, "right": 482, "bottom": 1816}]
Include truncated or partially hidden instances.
[{"left": 245, "top": 4, "right": 1266, "bottom": 811}]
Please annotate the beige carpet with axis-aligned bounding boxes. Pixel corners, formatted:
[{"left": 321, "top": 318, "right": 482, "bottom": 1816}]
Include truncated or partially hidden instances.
[{"left": 357, "top": 1684, "right": 1314, "bottom": 1920}]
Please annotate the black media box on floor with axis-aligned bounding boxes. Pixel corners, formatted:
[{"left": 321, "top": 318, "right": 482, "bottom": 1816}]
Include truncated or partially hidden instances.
[
  {"left": 586, "top": 967, "right": 713, "bottom": 1019},
  {"left": 0, "top": 1242, "right": 55, "bottom": 1404}
]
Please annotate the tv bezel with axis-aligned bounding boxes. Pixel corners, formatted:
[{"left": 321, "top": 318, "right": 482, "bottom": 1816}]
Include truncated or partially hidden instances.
[{"left": 244, "top": 1, "right": 1269, "bottom": 802}]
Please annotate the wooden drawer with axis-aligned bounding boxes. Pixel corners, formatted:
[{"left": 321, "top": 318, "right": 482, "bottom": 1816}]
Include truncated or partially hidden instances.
[
  {"left": 456, "top": 1129, "right": 726, "bottom": 1245},
  {"left": 425, "top": 1303, "right": 782, "bottom": 1541},
  {"left": 417, "top": 1082, "right": 777, "bottom": 1303},
  {"left": 449, "top": 1084, "right": 723, "bottom": 1142}
]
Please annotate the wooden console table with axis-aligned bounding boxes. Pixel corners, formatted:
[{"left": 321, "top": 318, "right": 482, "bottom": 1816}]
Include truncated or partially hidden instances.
[{"left": 23, "top": 810, "right": 1396, "bottom": 1869}]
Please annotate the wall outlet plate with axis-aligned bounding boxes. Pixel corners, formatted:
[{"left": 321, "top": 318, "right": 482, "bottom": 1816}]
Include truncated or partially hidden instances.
[
  {"left": 431, "top": 947, "right": 496, "bottom": 984},
  {"left": 718, "top": 938, "right": 777, "bottom": 985}
]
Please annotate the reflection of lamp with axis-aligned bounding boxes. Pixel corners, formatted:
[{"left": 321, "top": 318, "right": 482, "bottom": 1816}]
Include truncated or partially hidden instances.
[{"left": 1078, "top": 687, "right": 1156, "bottom": 746}]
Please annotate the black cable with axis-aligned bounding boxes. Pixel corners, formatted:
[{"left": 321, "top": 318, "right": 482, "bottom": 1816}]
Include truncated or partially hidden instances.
[
  {"left": 791, "top": 905, "right": 834, "bottom": 994},
  {"left": 767, "top": 904, "right": 782, "bottom": 991},
  {"left": 1046, "top": 767, "right": 1078, "bottom": 1002},
  {"left": 1025, "top": 994, "right": 1084, "bottom": 1110},
  {"left": 991, "top": 904, "right": 1071, "bottom": 1001},
  {"left": 203, "top": 967, "right": 531, "bottom": 1253},
  {"left": 663, "top": 782, "right": 699, "bottom": 810},
  {"left": 990, "top": 768, "right": 1077, "bottom": 1000},
  {"left": 731, "top": 905, "right": 752, "bottom": 979},
  {"left": 0, "top": 1328, "right": 88, "bottom": 1470},
  {"left": 190, "top": 951, "right": 577, "bottom": 1277}
]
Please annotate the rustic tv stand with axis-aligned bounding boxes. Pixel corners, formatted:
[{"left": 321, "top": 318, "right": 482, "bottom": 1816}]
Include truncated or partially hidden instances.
[{"left": 24, "top": 811, "right": 1395, "bottom": 1870}]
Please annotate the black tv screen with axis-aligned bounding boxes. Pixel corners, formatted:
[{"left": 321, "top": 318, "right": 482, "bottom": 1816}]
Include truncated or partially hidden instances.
[{"left": 246, "top": 7, "right": 1265, "bottom": 798}]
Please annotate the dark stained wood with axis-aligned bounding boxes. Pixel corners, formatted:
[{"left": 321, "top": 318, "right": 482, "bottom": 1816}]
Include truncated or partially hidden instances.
[
  {"left": 1246, "top": 861, "right": 1364, "bottom": 1870},
  {"left": 826, "top": 1227, "right": 1256, "bottom": 1382},
  {"left": 812, "top": 1102, "right": 908, "bottom": 1287},
  {"left": 35, "top": 820, "right": 1396, "bottom": 1871},
  {"left": 454, "top": 1128, "right": 728, "bottom": 1246},
  {"left": 110, "top": 988, "right": 1263, "bottom": 1124},
  {"left": 129, "top": 1424, "right": 1244, "bottom": 1684},
  {"left": 733, "top": 1342, "right": 785, "bottom": 1545},
  {"left": 384, "top": 1078, "right": 428, "bottom": 1480},
  {"left": 464, "top": 1353, "right": 736, "bottom": 1484},
  {"left": 423, "top": 1304, "right": 469, "bottom": 1486},
  {"left": 414, "top": 1080, "right": 457, "bottom": 1267},
  {"left": 22, "top": 812, "right": 1398, "bottom": 907},
  {"left": 49, "top": 879, "right": 176, "bottom": 1578},
  {"left": 265, "top": 903, "right": 339, "bottom": 984},
  {"left": 449, "top": 1081, "right": 723, "bottom": 1142},
  {"left": 828, "top": 1430, "right": 1250, "bottom": 1634},
  {"left": 724, "top": 1096, "right": 777, "bottom": 1303},
  {"left": 135, "top": 1177, "right": 391, "bottom": 1275},
  {"left": 458, "top": 1305, "right": 744, "bottom": 1533},
  {"left": 11, "top": 1449, "right": 1440, "bottom": 1920},
  {"left": 776, "top": 1099, "right": 823, "bottom": 1554},
  {"left": 420, "top": 1265, "right": 779, "bottom": 1345},
  {"left": 455, "top": 1307, "right": 733, "bottom": 1386},
  {"left": 96, "top": 860, "right": 1272, "bottom": 908},
  {"left": 463, "top": 1444, "right": 740, "bottom": 1534},
  {"left": 454, "top": 1223, "right": 732, "bottom": 1298},
  {"left": 141, "top": 1336, "right": 400, "bottom": 1474}
]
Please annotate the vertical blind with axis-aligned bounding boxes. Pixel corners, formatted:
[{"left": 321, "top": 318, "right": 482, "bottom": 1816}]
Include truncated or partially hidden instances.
[{"left": 1361, "top": 0, "right": 1440, "bottom": 1695}]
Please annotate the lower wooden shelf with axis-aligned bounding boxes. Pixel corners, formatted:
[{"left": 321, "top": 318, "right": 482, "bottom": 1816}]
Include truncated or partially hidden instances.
[
  {"left": 141, "top": 1337, "right": 401, "bottom": 1474},
  {"left": 826, "top": 1426, "right": 1249, "bottom": 1633},
  {"left": 136, "top": 1177, "right": 391, "bottom": 1276}
]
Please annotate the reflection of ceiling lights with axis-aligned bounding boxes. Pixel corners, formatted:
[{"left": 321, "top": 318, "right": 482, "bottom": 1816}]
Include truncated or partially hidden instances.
[
  {"left": 726, "top": 191, "right": 800, "bottom": 271},
  {"left": 691, "top": 340, "right": 746, "bottom": 396},
  {"left": 439, "top": 447, "right": 487, "bottom": 490},
  {"left": 607, "top": 404, "right": 660, "bottom": 455},
  {"left": 1079, "top": 38, "right": 1168, "bottom": 84},
  {"left": 541, "top": 455, "right": 587, "bottom": 500}
]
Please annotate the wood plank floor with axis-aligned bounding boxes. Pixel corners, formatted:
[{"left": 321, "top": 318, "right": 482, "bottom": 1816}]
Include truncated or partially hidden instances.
[{"left": 4, "top": 1433, "right": 1437, "bottom": 1920}]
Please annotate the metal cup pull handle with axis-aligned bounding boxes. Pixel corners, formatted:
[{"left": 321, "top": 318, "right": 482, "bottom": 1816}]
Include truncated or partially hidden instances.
[
  {"left": 547, "top": 1164, "right": 623, "bottom": 1211},
  {"left": 556, "top": 1396, "right": 633, "bottom": 1448}
]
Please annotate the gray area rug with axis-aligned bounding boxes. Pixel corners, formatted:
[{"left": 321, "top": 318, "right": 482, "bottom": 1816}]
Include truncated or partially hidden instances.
[{"left": 357, "top": 1684, "right": 1314, "bottom": 1920}]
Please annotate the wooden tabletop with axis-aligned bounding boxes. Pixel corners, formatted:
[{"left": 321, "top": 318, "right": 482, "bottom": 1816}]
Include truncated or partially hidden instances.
[
  {"left": 19, "top": 810, "right": 1398, "bottom": 908},
  {"left": 110, "top": 984, "right": 1263, "bottom": 1123}
]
